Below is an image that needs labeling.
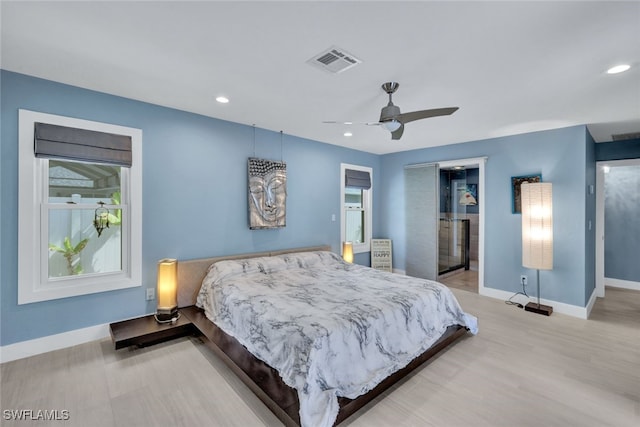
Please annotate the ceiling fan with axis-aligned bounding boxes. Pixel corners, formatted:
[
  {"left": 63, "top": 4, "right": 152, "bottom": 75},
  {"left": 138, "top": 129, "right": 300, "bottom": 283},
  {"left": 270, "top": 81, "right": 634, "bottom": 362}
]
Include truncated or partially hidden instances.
[{"left": 325, "top": 82, "right": 459, "bottom": 140}]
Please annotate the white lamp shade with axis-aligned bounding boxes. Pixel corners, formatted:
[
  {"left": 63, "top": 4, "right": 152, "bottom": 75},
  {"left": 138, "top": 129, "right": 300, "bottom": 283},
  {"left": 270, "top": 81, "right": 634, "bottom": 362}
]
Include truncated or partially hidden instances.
[
  {"left": 382, "top": 120, "right": 402, "bottom": 132},
  {"left": 157, "top": 258, "right": 178, "bottom": 310},
  {"left": 342, "top": 241, "right": 354, "bottom": 263},
  {"left": 521, "top": 182, "right": 553, "bottom": 270}
]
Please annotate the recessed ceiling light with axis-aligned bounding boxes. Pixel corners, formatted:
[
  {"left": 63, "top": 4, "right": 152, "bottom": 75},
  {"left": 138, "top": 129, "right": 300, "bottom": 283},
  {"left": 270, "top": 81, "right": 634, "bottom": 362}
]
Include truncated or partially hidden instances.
[
  {"left": 607, "top": 64, "right": 631, "bottom": 74},
  {"left": 216, "top": 96, "right": 229, "bottom": 103},
  {"left": 344, "top": 132, "right": 353, "bottom": 137}
]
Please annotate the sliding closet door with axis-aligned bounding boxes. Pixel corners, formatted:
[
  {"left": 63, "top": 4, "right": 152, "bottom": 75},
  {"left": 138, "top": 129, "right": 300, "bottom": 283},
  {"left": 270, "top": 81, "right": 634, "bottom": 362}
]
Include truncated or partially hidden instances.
[{"left": 404, "top": 163, "right": 439, "bottom": 280}]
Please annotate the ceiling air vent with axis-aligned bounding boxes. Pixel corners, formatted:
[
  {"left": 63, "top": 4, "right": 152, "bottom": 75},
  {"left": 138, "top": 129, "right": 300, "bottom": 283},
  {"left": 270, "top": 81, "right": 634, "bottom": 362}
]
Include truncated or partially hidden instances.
[
  {"left": 612, "top": 131, "right": 640, "bottom": 141},
  {"left": 306, "top": 46, "right": 362, "bottom": 74}
]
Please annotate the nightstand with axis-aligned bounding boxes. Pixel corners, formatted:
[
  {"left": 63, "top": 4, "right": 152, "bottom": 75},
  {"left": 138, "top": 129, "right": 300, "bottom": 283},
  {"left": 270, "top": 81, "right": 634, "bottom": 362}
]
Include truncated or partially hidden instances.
[{"left": 109, "top": 310, "right": 195, "bottom": 350}]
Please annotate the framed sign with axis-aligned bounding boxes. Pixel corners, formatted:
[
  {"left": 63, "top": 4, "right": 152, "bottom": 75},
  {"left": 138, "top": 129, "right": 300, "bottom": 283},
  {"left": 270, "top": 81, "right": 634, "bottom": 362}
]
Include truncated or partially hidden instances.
[
  {"left": 371, "top": 239, "right": 392, "bottom": 272},
  {"left": 511, "top": 174, "right": 541, "bottom": 214}
]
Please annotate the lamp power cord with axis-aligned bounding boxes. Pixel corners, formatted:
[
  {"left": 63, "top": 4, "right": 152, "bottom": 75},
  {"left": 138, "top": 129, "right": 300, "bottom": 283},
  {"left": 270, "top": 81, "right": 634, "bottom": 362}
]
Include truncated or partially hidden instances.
[
  {"left": 505, "top": 277, "right": 529, "bottom": 309},
  {"left": 154, "top": 312, "right": 181, "bottom": 324}
]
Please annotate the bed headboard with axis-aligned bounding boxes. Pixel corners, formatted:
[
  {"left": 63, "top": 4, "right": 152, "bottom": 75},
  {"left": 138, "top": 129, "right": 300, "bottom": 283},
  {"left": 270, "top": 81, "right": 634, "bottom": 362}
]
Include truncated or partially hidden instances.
[{"left": 177, "top": 245, "right": 332, "bottom": 307}]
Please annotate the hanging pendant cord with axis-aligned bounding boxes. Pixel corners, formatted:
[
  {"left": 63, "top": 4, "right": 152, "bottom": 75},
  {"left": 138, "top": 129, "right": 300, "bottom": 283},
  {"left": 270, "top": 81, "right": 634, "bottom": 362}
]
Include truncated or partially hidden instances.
[{"left": 252, "top": 124, "right": 256, "bottom": 157}]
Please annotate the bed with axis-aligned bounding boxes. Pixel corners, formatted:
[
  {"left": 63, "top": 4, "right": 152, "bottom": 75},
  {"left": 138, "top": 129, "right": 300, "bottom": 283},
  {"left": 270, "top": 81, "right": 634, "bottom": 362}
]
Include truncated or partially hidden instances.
[{"left": 177, "top": 246, "right": 477, "bottom": 427}]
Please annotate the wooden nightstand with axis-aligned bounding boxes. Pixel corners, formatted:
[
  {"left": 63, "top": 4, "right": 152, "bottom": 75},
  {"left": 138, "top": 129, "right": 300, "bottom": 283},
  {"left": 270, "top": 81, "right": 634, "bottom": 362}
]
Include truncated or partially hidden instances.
[{"left": 109, "top": 310, "right": 195, "bottom": 350}]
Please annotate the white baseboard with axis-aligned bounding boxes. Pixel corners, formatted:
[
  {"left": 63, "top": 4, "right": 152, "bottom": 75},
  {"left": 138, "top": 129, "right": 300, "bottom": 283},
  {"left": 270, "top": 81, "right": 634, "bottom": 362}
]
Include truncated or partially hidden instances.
[
  {"left": 479, "top": 286, "right": 589, "bottom": 319},
  {"left": 605, "top": 277, "right": 640, "bottom": 291},
  {"left": 585, "top": 288, "right": 598, "bottom": 319},
  {"left": 0, "top": 323, "right": 111, "bottom": 364}
]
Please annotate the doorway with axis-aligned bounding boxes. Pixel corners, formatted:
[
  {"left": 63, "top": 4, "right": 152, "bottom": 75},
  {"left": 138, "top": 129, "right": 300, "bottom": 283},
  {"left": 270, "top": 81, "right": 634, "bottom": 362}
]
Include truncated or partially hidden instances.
[
  {"left": 438, "top": 167, "right": 474, "bottom": 275},
  {"left": 595, "top": 159, "right": 640, "bottom": 298},
  {"left": 437, "top": 158, "right": 486, "bottom": 294}
]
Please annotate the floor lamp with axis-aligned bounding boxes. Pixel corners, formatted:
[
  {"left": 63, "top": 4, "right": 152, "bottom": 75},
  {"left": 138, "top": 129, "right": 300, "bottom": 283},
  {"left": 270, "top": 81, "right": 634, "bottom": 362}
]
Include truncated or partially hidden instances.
[{"left": 521, "top": 182, "right": 553, "bottom": 316}]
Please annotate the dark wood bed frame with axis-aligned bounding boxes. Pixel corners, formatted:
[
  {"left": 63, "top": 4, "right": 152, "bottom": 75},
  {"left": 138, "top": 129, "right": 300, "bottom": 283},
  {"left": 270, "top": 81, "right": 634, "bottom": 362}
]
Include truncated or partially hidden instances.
[{"left": 176, "top": 246, "right": 470, "bottom": 426}]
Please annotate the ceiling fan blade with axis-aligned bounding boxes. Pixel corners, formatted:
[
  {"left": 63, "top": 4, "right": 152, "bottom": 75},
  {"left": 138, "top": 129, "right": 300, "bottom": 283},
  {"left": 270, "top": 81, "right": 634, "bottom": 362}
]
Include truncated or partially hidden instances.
[
  {"left": 322, "top": 121, "right": 381, "bottom": 126},
  {"left": 391, "top": 123, "right": 404, "bottom": 140},
  {"left": 397, "top": 107, "right": 459, "bottom": 124}
]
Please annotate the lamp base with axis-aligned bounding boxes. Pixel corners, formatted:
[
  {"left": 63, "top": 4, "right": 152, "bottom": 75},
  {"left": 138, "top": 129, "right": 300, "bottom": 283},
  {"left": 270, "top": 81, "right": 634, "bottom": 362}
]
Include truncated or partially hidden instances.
[
  {"left": 524, "top": 302, "right": 553, "bottom": 316},
  {"left": 155, "top": 306, "right": 178, "bottom": 323}
]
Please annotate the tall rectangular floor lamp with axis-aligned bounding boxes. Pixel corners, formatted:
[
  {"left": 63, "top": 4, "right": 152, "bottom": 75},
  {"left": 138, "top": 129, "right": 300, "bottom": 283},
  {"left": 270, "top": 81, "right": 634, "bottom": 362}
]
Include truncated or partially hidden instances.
[{"left": 521, "top": 182, "right": 553, "bottom": 316}]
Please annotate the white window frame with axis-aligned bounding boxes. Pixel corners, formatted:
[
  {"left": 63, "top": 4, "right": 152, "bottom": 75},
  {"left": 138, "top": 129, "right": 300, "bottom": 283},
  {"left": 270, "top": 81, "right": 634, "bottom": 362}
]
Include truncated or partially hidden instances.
[
  {"left": 340, "top": 163, "right": 373, "bottom": 255},
  {"left": 18, "top": 109, "right": 142, "bottom": 304}
]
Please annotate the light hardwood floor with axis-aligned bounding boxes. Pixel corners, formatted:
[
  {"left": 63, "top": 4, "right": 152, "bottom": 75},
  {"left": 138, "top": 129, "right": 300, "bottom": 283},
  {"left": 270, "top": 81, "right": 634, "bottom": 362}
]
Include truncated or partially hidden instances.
[
  {"left": 439, "top": 269, "right": 479, "bottom": 293},
  {"left": 2, "top": 287, "right": 639, "bottom": 427}
]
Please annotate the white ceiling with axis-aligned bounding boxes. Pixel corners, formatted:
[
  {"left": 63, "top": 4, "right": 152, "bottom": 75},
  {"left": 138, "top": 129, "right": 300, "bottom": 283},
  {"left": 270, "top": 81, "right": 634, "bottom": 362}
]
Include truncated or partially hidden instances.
[{"left": 2, "top": 1, "right": 639, "bottom": 155}]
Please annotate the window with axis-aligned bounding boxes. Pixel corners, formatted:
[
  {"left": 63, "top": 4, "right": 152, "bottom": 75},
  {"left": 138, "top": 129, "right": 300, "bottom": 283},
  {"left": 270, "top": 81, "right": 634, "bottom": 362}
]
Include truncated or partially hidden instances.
[
  {"left": 344, "top": 187, "right": 365, "bottom": 243},
  {"left": 47, "top": 160, "right": 124, "bottom": 278},
  {"left": 18, "top": 110, "right": 142, "bottom": 304},
  {"left": 340, "top": 163, "right": 372, "bottom": 255}
]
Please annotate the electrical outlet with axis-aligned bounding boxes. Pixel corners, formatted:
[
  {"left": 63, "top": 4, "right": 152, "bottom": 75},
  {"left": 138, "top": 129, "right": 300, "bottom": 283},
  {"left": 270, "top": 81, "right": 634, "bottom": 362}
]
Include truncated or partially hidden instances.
[
  {"left": 520, "top": 275, "right": 528, "bottom": 286},
  {"left": 146, "top": 288, "right": 155, "bottom": 301}
]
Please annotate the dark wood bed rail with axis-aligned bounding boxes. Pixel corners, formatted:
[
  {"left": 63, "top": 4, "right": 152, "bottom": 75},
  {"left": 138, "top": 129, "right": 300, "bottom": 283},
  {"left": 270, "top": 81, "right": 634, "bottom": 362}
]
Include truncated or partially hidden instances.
[
  {"left": 176, "top": 246, "right": 470, "bottom": 425},
  {"left": 181, "top": 305, "right": 468, "bottom": 426}
]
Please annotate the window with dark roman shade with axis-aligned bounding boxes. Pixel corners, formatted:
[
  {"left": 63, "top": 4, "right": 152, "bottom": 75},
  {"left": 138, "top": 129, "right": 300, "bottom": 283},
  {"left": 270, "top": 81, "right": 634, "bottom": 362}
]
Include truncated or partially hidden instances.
[
  {"left": 345, "top": 168, "right": 371, "bottom": 189},
  {"left": 34, "top": 122, "right": 132, "bottom": 167}
]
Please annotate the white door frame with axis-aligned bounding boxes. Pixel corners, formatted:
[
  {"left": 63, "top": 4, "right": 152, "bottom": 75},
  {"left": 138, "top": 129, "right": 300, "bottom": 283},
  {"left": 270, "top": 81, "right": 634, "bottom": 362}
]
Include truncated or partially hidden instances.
[
  {"left": 595, "top": 158, "right": 640, "bottom": 298},
  {"left": 438, "top": 157, "right": 487, "bottom": 294}
]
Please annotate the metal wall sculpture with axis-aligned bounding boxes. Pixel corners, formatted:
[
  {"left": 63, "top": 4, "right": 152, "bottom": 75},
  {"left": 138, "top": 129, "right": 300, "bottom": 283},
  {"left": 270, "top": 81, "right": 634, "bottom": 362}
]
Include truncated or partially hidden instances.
[{"left": 248, "top": 158, "right": 287, "bottom": 229}]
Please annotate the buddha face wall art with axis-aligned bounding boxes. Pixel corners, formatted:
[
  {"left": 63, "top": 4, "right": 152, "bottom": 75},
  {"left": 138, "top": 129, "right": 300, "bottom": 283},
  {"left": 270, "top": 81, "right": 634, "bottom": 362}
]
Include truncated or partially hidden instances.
[{"left": 248, "top": 158, "right": 287, "bottom": 229}]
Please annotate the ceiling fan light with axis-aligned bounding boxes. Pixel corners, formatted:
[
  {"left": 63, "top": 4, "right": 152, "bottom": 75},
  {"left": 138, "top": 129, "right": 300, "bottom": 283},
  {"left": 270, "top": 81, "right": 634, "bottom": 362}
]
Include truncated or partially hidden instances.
[
  {"left": 607, "top": 64, "right": 630, "bottom": 74},
  {"left": 382, "top": 119, "right": 401, "bottom": 132}
]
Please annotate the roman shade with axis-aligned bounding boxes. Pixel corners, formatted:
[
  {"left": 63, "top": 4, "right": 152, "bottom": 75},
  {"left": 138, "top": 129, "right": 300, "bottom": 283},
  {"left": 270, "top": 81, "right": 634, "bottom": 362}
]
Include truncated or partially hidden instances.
[
  {"left": 345, "top": 169, "right": 371, "bottom": 189},
  {"left": 34, "top": 122, "right": 132, "bottom": 167}
]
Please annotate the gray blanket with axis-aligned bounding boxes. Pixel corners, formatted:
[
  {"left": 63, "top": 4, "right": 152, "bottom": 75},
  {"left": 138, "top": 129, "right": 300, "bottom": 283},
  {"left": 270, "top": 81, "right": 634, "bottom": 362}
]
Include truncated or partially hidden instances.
[{"left": 196, "top": 251, "right": 478, "bottom": 427}]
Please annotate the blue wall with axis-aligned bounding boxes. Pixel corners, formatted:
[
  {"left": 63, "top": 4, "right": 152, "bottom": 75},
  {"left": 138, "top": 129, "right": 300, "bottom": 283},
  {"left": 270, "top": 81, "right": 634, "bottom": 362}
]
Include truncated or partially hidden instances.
[
  {"left": 595, "top": 138, "right": 640, "bottom": 161},
  {"left": 0, "top": 71, "right": 380, "bottom": 345},
  {"left": 1, "top": 70, "right": 600, "bottom": 346},
  {"left": 379, "top": 126, "right": 593, "bottom": 307},
  {"left": 584, "top": 130, "right": 597, "bottom": 302}
]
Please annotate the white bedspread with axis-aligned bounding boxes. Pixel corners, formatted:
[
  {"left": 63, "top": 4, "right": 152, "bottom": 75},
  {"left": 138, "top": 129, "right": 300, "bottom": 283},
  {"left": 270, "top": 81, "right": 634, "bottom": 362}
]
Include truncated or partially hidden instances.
[{"left": 196, "top": 251, "right": 477, "bottom": 427}]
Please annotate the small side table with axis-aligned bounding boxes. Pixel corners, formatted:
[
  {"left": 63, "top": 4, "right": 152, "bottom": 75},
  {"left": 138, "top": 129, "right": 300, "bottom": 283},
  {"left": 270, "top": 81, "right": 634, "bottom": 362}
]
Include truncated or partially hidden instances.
[{"left": 109, "top": 310, "right": 195, "bottom": 350}]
